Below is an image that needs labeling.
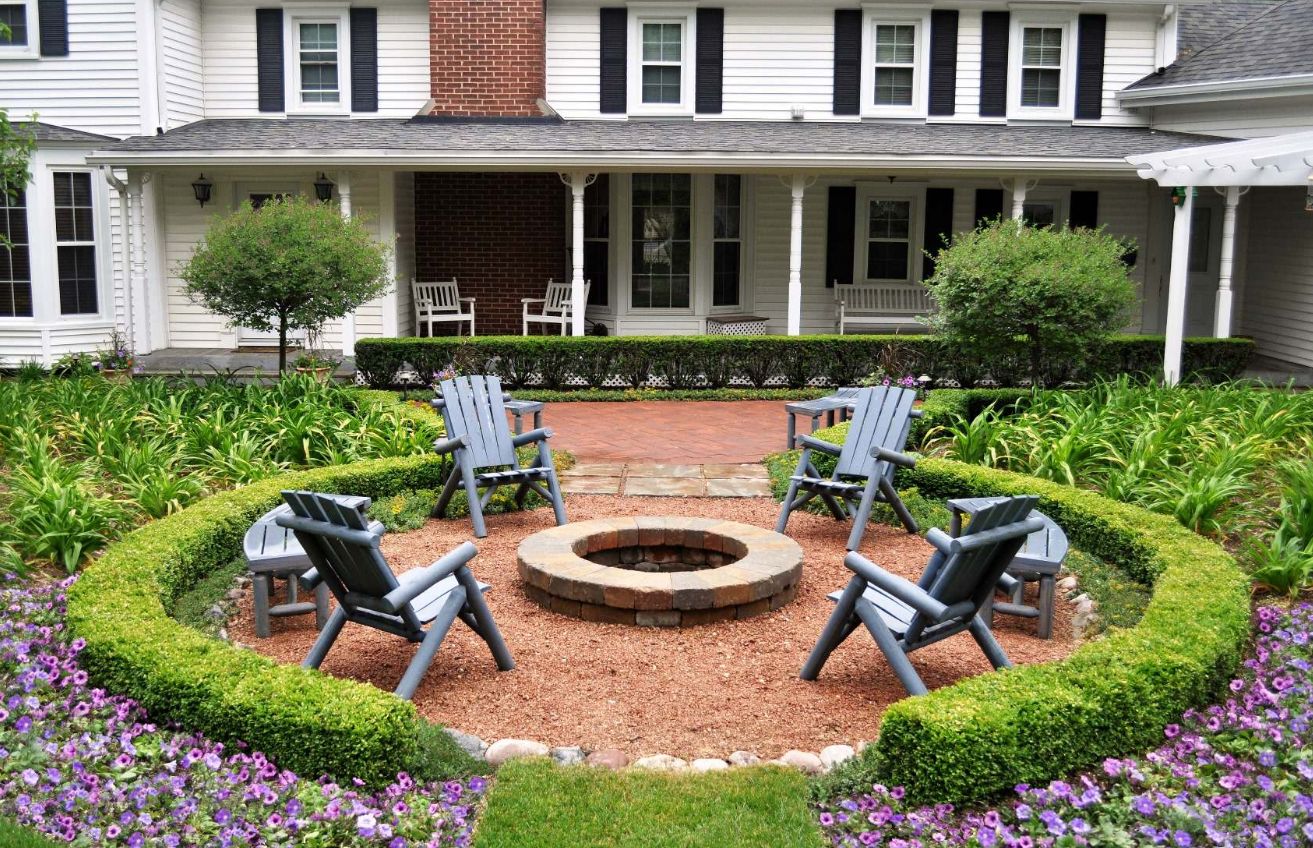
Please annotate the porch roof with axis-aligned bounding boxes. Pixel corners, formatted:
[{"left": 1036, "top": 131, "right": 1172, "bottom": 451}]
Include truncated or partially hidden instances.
[
  {"left": 89, "top": 117, "right": 1216, "bottom": 174},
  {"left": 1126, "top": 129, "right": 1313, "bottom": 186}
]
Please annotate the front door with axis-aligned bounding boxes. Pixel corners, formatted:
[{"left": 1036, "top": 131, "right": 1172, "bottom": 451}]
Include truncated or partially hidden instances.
[{"left": 236, "top": 187, "right": 304, "bottom": 347}]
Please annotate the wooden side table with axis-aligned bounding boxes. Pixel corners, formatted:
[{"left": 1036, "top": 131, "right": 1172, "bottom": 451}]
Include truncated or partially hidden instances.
[{"left": 947, "top": 496, "right": 1069, "bottom": 639}]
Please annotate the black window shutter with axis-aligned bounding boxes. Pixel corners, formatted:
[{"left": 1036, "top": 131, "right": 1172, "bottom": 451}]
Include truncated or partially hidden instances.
[
  {"left": 1069, "top": 191, "right": 1099, "bottom": 230},
  {"left": 928, "top": 11, "right": 958, "bottom": 117},
  {"left": 833, "top": 9, "right": 861, "bottom": 116},
  {"left": 974, "top": 188, "right": 1004, "bottom": 228},
  {"left": 695, "top": 9, "right": 724, "bottom": 114},
  {"left": 1075, "top": 14, "right": 1107, "bottom": 120},
  {"left": 256, "top": 9, "right": 285, "bottom": 113},
  {"left": 599, "top": 8, "right": 627, "bottom": 114},
  {"left": 979, "top": 11, "right": 1009, "bottom": 118},
  {"left": 825, "top": 186, "right": 857, "bottom": 288},
  {"left": 922, "top": 188, "right": 955, "bottom": 279},
  {"left": 37, "top": 0, "right": 68, "bottom": 57},
  {"left": 350, "top": 8, "right": 378, "bottom": 113}
]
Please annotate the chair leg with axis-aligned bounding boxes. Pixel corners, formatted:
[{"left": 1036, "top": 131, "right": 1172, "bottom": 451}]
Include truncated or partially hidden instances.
[
  {"left": 459, "top": 460, "right": 488, "bottom": 538},
  {"left": 968, "top": 615, "right": 1013, "bottom": 671},
  {"left": 433, "top": 463, "right": 462, "bottom": 518},
  {"left": 457, "top": 567, "right": 516, "bottom": 671},
  {"left": 878, "top": 476, "right": 919, "bottom": 534},
  {"left": 775, "top": 479, "right": 803, "bottom": 533},
  {"left": 846, "top": 478, "right": 882, "bottom": 552},
  {"left": 253, "top": 574, "right": 273, "bottom": 639},
  {"left": 395, "top": 588, "right": 467, "bottom": 700},
  {"left": 854, "top": 601, "right": 928, "bottom": 697},
  {"left": 1037, "top": 575, "right": 1055, "bottom": 640},
  {"left": 302, "top": 607, "right": 348, "bottom": 670},
  {"left": 800, "top": 575, "right": 866, "bottom": 680},
  {"left": 313, "top": 582, "right": 330, "bottom": 631},
  {"left": 786, "top": 414, "right": 796, "bottom": 450},
  {"left": 537, "top": 444, "right": 568, "bottom": 527}
]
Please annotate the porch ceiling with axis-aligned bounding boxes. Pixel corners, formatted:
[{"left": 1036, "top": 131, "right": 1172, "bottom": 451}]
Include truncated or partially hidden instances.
[{"left": 89, "top": 118, "right": 1217, "bottom": 175}]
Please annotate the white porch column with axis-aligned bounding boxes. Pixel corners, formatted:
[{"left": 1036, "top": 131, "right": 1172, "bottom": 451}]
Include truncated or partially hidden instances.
[
  {"left": 337, "top": 171, "right": 355, "bottom": 356},
  {"left": 567, "top": 172, "right": 589, "bottom": 337},
  {"left": 1010, "top": 177, "right": 1029, "bottom": 219},
  {"left": 127, "top": 173, "right": 150, "bottom": 354},
  {"left": 1163, "top": 189, "right": 1195, "bottom": 385},
  {"left": 1214, "top": 186, "right": 1241, "bottom": 338},
  {"left": 787, "top": 174, "right": 807, "bottom": 336}
]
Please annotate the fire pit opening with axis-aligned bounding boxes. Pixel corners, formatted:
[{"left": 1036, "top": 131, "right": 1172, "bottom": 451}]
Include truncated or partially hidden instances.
[{"left": 584, "top": 539, "right": 743, "bottom": 572}]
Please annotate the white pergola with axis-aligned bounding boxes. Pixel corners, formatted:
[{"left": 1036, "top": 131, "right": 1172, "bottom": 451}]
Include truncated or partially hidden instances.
[{"left": 1127, "top": 130, "right": 1313, "bottom": 384}]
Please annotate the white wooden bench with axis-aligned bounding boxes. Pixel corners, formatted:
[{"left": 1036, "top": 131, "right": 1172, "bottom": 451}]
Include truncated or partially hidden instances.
[
  {"left": 522, "top": 279, "right": 589, "bottom": 335},
  {"left": 835, "top": 284, "right": 934, "bottom": 334},
  {"left": 413, "top": 279, "right": 476, "bottom": 337}
]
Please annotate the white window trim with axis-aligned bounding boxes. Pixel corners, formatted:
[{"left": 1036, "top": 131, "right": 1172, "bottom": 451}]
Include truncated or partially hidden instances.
[
  {"left": 0, "top": 0, "right": 39, "bottom": 59},
  {"left": 627, "top": 7, "right": 696, "bottom": 117},
  {"left": 624, "top": 172, "right": 697, "bottom": 314},
  {"left": 1020, "top": 192, "right": 1067, "bottom": 229},
  {"left": 1007, "top": 13, "right": 1076, "bottom": 121},
  {"left": 861, "top": 8, "right": 931, "bottom": 119},
  {"left": 283, "top": 6, "right": 351, "bottom": 116},
  {"left": 854, "top": 184, "right": 924, "bottom": 285}
]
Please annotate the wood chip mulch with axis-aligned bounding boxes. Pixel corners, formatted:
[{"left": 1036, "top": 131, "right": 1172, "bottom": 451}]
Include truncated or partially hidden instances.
[{"left": 230, "top": 495, "right": 1078, "bottom": 760}]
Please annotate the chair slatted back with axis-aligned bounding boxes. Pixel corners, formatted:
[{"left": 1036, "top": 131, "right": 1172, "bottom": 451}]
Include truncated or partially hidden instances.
[
  {"left": 279, "top": 491, "right": 423, "bottom": 629},
  {"left": 413, "top": 280, "right": 462, "bottom": 314},
  {"left": 541, "top": 280, "right": 590, "bottom": 316},
  {"left": 835, "top": 386, "right": 918, "bottom": 479},
  {"left": 437, "top": 375, "right": 518, "bottom": 469},
  {"left": 906, "top": 496, "right": 1038, "bottom": 640}
]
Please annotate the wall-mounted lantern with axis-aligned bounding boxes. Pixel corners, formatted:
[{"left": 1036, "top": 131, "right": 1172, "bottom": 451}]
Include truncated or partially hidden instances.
[
  {"left": 191, "top": 174, "right": 213, "bottom": 207},
  {"left": 314, "top": 173, "right": 335, "bottom": 203}
]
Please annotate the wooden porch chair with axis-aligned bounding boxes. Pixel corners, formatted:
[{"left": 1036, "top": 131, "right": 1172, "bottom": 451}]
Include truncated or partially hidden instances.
[
  {"left": 522, "top": 279, "right": 590, "bottom": 335},
  {"left": 413, "top": 279, "right": 475, "bottom": 337},
  {"left": 275, "top": 490, "right": 514, "bottom": 700},
  {"left": 430, "top": 375, "right": 567, "bottom": 538},
  {"left": 801, "top": 495, "right": 1042, "bottom": 696},
  {"left": 775, "top": 386, "right": 923, "bottom": 550}
]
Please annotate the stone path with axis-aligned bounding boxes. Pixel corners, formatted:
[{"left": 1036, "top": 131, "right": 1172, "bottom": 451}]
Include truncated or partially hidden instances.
[{"left": 560, "top": 461, "right": 773, "bottom": 498}]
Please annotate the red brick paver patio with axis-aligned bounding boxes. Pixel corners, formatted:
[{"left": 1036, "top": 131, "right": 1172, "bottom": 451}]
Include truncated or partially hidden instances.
[{"left": 544, "top": 400, "right": 785, "bottom": 464}]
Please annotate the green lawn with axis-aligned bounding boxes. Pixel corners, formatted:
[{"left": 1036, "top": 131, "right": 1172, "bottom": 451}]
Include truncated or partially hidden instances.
[
  {"left": 0, "top": 818, "right": 61, "bottom": 847},
  {"left": 474, "top": 759, "right": 824, "bottom": 848}
]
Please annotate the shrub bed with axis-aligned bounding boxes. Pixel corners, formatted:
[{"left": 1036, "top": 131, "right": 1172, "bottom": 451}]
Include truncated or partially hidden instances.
[
  {"left": 354, "top": 335, "right": 1254, "bottom": 390},
  {"left": 65, "top": 454, "right": 473, "bottom": 786},
  {"left": 787, "top": 425, "right": 1251, "bottom": 803}
]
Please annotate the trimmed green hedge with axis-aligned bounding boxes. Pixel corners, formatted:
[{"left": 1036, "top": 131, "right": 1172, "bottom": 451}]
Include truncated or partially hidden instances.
[
  {"left": 354, "top": 335, "right": 1255, "bottom": 390},
  {"left": 66, "top": 454, "right": 471, "bottom": 785},
  {"left": 794, "top": 418, "right": 1251, "bottom": 804}
]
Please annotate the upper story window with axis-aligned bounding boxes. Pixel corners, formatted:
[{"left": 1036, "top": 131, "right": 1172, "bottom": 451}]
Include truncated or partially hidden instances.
[
  {"left": 283, "top": 9, "right": 351, "bottom": 114},
  {"left": 862, "top": 11, "right": 928, "bottom": 117},
  {"left": 0, "top": 1, "right": 37, "bottom": 57},
  {"left": 628, "top": 9, "right": 693, "bottom": 115},
  {"left": 298, "top": 22, "right": 341, "bottom": 104},
  {"left": 1009, "top": 15, "right": 1073, "bottom": 119}
]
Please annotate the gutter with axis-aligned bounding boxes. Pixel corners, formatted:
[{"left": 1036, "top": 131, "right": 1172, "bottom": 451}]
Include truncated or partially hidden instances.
[{"left": 1119, "top": 74, "right": 1313, "bottom": 107}]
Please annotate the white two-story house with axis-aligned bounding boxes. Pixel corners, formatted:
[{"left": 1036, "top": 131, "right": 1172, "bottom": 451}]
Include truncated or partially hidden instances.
[{"left": 1, "top": 0, "right": 1310, "bottom": 377}]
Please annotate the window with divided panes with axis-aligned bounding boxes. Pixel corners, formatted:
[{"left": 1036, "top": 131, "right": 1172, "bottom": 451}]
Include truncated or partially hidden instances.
[
  {"left": 1020, "top": 27, "right": 1062, "bottom": 108},
  {"left": 713, "top": 175, "right": 742, "bottom": 307},
  {"left": 54, "top": 172, "right": 97, "bottom": 316},
  {"left": 584, "top": 175, "right": 609, "bottom": 306},
  {"left": 873, "top": 24, "right": 916, "bottom": 106},
  {"left": 0, "top": 183, "right": 32, "bottom": 317},
  {"left": 631, "top": 174, "right": 690, "bottom": 309},
  {"left": 866, "top": 199, "right": 912, "bottom": 281}
]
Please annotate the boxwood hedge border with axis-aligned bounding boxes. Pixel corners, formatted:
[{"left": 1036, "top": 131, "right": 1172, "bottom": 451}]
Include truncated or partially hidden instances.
[{"left": 67, "top": 407, "right": 1250, "bottom": 804}]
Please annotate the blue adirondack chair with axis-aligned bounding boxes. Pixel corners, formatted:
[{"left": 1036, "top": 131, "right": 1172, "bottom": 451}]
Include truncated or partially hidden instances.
[
  {"left": 800, "top": 495, "right": 1043, "bottom": 696},
  {"left": 276, "top": 490, "right": 514, "bottom": 700},
  {"left": 430, "top": 375, "right": 567, "bottom": 538},
  {"left": 775, "top": 386, "right": 922, "bottom": 551}
]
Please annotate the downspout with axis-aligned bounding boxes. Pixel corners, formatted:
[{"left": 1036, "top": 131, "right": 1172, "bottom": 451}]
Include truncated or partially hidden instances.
[{"left": 103, "top": 168, "right": 139, "bottom": 353}]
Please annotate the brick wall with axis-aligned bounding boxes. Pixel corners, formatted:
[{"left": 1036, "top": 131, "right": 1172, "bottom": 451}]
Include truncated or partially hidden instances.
[
  {"left": 429, "top": 0, "right": 546, "bottom": 117},
  {"left": 414, "top": 172, "right": 567, "bottom": 335}
]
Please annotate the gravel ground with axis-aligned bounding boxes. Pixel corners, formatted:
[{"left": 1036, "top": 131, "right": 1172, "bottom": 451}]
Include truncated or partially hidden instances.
[{"left": 232, "top": 495, "right": 1076, "bottom": 760}]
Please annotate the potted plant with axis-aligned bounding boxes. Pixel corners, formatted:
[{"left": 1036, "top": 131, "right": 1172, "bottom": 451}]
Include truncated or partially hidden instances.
[
  {"left": 293, "top": 331, "right": 340, "bottom": 381},
  {"left": 94, "top": 329, "right": 136, "bottom": 383}
]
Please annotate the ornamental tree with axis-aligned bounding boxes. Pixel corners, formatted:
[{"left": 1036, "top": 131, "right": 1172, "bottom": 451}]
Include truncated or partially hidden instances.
[
  {"left": 923, "top": 218, "right": 1137, "bottom": 386},
  {"left": 180, "top": 195, "right": 391, "bottom": 372}
]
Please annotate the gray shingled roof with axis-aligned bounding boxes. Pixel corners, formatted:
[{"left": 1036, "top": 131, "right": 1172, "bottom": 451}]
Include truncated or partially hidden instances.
[
  {"left": 1177, "top": 0, "right": 1280, "bottom": 56},
  {"left": 1131, "top": 0, "right": 1313, "bottom": 90},
  {"left": 22, "top": 122, "right": 115, "bottom": 145},
  {"left": 99, "top": 118, "right": 1214, "bottom": 161}
]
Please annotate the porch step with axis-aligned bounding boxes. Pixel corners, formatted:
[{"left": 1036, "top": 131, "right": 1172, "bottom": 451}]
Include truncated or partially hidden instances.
[{"left": 559, "top": 462, "right": 771, "bottom": 498}]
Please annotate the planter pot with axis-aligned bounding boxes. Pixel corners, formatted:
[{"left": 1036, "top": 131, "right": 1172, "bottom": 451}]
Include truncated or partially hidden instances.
[
  {"left": 295, "top": 366, "right": 335, "bottom": 383},
  {"left": 100, "top": 369, "right": 132, "bottom": 384}
]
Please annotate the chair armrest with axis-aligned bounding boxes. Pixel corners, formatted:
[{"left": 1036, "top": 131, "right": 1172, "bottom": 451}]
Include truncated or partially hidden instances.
[
  {"left": 521, "top": 297, "right": 546, "bottom": 304},
  {"left": 926, "top": 518, "right": 1046, "bottom": 555},
  {"left": 844, "top": 552, "right": 949, "bottom": 620},
  {"left": 871, "top": 446, "right": 917, "bottom": 468},
  {"left": 298, "top": 567, "right": 322, "bottom": 591},
  {"left": 512, "top": 427, "right": 553, "bottom": 448},
  {"left": 997, "top": 572, "right": 1020, "bottom": 594},
  {"left": 797, "top": 434, "right": 842, "bottom": 456},
  {"left": 460, "top": 297, "right": 476, "bottom": 303},
  {"left": 380, "top": 541, "right": 478, "bottom": 614},
  {"left": 433, "top": 435, "right": 466, "bottom": 455},
  {"left": 909, "top": 409, "right": 924, "bottom": 419}
]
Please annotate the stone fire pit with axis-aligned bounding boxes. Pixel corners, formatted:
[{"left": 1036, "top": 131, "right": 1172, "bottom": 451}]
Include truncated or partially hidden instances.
[{"left": 517, "top": 517, "right": 805, "bottom": 626}]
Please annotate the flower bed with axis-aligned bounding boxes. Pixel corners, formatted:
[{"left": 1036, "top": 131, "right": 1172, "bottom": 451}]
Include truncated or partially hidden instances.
[
  {"left": 817, "top": 603, "right": 1313, "bottom": 846},
  {"left": 0, "top": 578, "right": 485, "bottom": 847}
]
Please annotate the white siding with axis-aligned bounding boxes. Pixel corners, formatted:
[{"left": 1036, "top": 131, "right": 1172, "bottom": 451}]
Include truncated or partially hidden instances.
[
  {"left": 0, "top": 0, "right": 142, "bottom": 137},
  {"left": 544, "top": 3, "right": 600, "bottom": 119},
  {"left": 720, "top": 5, "right": 833, "bottom": 121},
  {"left": 1148, "top": 97, "right": 1313, "bottom": 139},
  {"left": 1094, "top": 14, "right": 1157, "bottom": 127},
  {"left": 201, "top": 0, "right": 429, "bottom": 118},
  {"left": 394, "top": 172, "right": 416, "bottom": 336},
  {"left": 1238, "top": 188, "right": 1313, "bottom": 367},
  {"left": 160, "top": 0, "right": 204, "bottom": 128},
  {"left": 952, "top": 10, "right": 982, "bottom": 118}
]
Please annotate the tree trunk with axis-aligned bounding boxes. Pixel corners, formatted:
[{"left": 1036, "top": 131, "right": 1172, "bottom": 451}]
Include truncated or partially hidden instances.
[
  {"left": 278, "top": 312, "right": 288, "bottom": 373},
  {"left": 1026, "top": 327, "right": 1043, "bottom": 387}
]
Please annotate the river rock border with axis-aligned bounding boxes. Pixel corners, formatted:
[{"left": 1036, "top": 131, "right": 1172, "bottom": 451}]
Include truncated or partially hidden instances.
[{"left": 516, "top": 517, "right": 805, "bottom": 626}]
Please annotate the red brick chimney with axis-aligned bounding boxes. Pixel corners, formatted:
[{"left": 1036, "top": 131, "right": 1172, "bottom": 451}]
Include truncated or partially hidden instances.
[{"left": 429, "top": 0, "right": 547, "bottom": 117}]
